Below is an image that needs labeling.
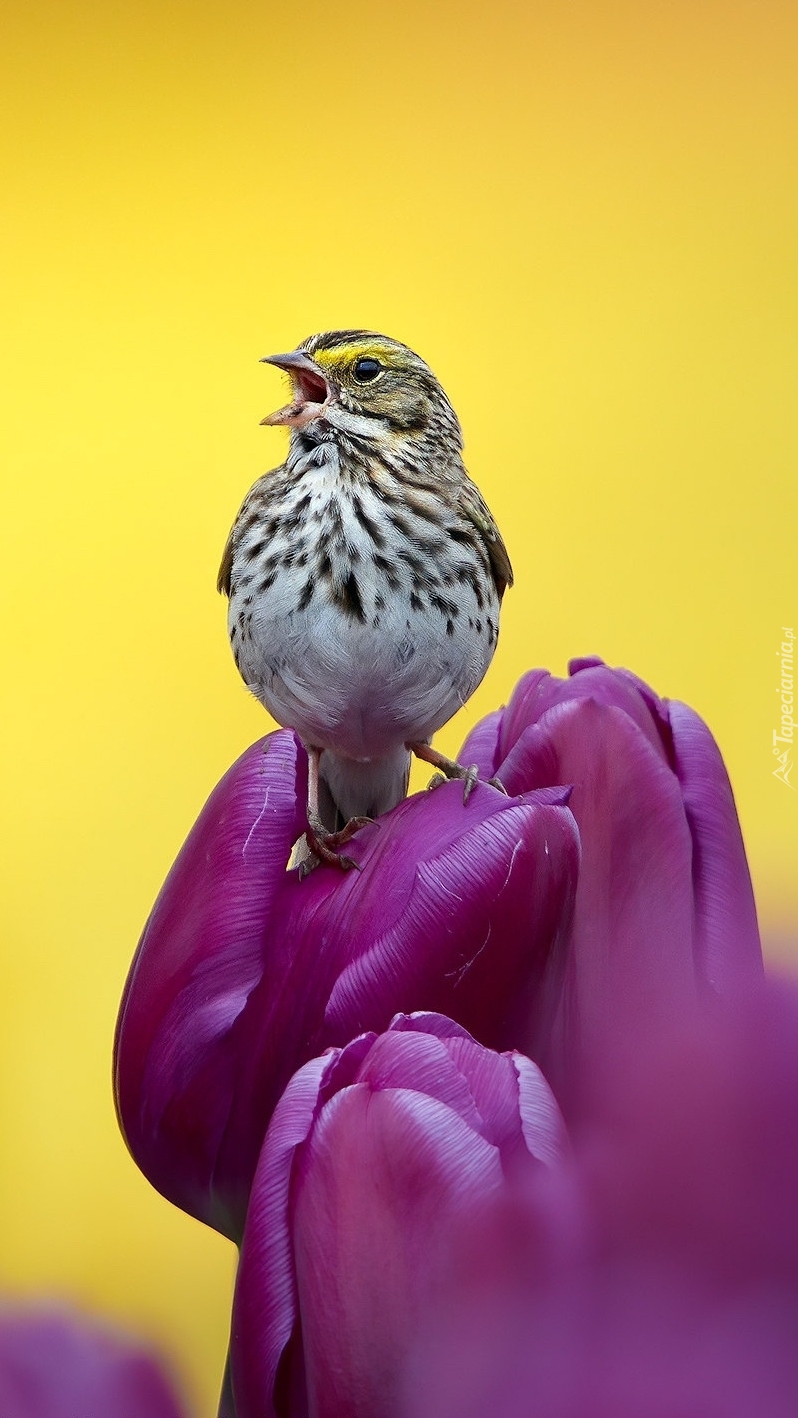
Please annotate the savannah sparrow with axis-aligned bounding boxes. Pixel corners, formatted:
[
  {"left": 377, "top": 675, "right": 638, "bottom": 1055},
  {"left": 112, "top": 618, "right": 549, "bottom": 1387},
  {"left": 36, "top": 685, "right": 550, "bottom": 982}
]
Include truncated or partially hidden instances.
[{"left": 218, "top": 330, "right": 513, "bottom": 870}]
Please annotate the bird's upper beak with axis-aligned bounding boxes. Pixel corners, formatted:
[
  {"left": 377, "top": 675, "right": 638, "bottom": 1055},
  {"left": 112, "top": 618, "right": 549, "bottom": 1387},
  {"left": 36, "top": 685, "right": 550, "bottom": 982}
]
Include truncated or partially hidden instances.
[{"left": 259, "top": 349, "right": 331, "bottom": 428}]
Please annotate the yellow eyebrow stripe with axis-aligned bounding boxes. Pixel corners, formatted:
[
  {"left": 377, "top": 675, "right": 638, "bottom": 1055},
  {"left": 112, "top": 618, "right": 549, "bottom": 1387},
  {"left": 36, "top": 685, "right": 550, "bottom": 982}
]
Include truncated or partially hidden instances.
[{"left": 313, "top": 342, "right": 391, "bottom": 369}]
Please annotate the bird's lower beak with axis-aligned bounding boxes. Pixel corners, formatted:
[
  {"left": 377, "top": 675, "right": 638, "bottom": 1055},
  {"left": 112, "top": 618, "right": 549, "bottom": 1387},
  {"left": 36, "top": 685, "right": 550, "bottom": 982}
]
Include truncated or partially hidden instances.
[{"left": 259, "top": 349, "right": 331, "bottom": 428}]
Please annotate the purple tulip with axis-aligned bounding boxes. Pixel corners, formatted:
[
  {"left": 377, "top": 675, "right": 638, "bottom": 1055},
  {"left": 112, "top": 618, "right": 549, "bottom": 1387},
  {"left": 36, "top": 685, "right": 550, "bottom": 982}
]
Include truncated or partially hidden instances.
[
  {"left": 229, "top": 1012, "right": 573, "bottom": 1418},
  {"left": 460, "top": 656, "right": 763, "bottom": 1115},
  {"left": 0, "top": 1307, "right": 187, "bottom": 1418},
  {"left": 114, "top": 729, "right": 579, "bottom": 1240},
  {"left": 401, "top": 975, "right": 798, "bottom": 1418}
]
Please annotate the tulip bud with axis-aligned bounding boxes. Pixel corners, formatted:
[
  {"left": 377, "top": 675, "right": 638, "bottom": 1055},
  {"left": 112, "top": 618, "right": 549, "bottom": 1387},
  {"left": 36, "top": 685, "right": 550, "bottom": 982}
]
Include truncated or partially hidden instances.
[
  {"left": 115, "top": 730, "right": 579, "bottom": 1239},
  {"left": 229, "top": 1012, "right": 572, "bottom": 1418},
  {"left": 460, "top": 657, "right": 763, "bottom": 1114}
]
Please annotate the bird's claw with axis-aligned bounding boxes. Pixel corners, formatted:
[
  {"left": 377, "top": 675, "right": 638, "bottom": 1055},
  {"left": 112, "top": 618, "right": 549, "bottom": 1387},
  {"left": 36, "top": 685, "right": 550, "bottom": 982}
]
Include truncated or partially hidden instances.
[
  {"left": 426, "top": 772, "right": 447, "bottom": 791},
  {"left": 419, "top": 754, "right": 481, "bottom": 802},
  {"left": 459, "top": 764, "right": 480, "bottom": 803},
  {"left": 298, "top": 847, "right": 360, "bottom": 879},
  {"left": 486, "top": 774, "right": 508, "bottom": 796},
  {"left": 300, "top": 812, "right": 373, "bottom": 875},
  {"left": 420, "top": 752, "right": 507, "bottom": 803}
]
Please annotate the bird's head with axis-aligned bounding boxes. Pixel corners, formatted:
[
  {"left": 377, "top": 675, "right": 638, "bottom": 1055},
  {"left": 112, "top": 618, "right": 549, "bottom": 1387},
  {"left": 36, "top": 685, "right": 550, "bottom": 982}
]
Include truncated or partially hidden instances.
[{"left": 259, "top": 330, "right": 462, "bottom": 456}]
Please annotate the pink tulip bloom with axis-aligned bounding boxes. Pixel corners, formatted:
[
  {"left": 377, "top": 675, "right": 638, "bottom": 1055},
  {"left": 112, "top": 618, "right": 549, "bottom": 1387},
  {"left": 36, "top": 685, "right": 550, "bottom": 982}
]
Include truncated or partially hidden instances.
[
  {"left": 460, "top": 656, "right": 763, "bottom": 1115},
  {"left": 228, "top": 1012, "right": 572, "bottom": 1418},
  {"left": 115, "top": 729, "right": 578, "bottom": 1240}
]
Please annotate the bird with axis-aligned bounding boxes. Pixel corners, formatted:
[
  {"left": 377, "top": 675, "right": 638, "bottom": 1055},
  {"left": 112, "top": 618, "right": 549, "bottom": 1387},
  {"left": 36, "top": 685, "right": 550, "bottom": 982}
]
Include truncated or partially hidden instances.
[{"left": 218, "top": 329, "right": 513, "bottom": 871}]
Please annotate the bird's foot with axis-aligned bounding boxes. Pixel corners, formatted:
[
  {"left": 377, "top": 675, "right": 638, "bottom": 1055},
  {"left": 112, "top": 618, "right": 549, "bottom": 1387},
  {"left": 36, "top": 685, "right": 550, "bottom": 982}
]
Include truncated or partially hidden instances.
[
  {"left": 407, "top": 742, "right": 507, "bottom": 804},
  {"left": 299, "top": 811, "right": 373, "bottom": 878},
  {"left": 424, "top": 762, "right": 480, "bottom": 801},
  {"left": 299, "top": 742, "right": 373, "bottom": 877}
]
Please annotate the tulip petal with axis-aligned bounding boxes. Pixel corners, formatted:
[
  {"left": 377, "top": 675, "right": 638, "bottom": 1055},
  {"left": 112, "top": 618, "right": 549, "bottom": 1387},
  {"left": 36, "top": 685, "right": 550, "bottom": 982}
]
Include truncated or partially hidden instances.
[
  {"left": 387, "top": 1011, "right": 476, "bottom": 1043},
  {"left": 441, "top": 1035, "right": 525, "bottom": 1150},
  {"left": 322, "top": 787, "right": 579, "bottom": 1054},
  {"left": 569, "top": 656, "right": 674, "bottom": 750},
  {"left": 499, "top": 699, "right": 699, "bottom": 1113},
  {"left": 114, "top": 730, "right": 307, "bottom": 1237},
  {"left": 482, "top": 661, "right": 763, "bottom": 1117},
  {"left": 666, "top": 700, "right": 762, "bottom": 993},
  {"left": 493, "top": 669, "right": 552, "bottom": 753},
  {"left": 499, "top": 662, "right": 667, "bottom": 773},
  {"left": 229, "top": 1050, "right": 340, "bottom": 1418},
  {"left": 514, "top": 1054, "right": 570, "bottom": 1167},
  {"left": 457, "top": 708, "right": 504, "bottom": 777},
  {"left": 352, "top": 1030, "right": 490, "bottom": 1132},
  {"left": 291, "top": 1087, "right": 505, "bottom": 1418},
  {"left": 231, "top": 1059, "right": 507, "bottom": 1418}
]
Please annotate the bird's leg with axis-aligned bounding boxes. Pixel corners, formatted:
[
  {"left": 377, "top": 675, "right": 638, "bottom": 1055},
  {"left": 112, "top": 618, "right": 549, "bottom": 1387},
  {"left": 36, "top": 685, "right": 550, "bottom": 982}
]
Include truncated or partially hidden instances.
[
  {"left": 406, "top": 741, "right": 507, "bottom": 803},
  {"left": 302, "top": 746, "right": 372, "bottom": 875}
]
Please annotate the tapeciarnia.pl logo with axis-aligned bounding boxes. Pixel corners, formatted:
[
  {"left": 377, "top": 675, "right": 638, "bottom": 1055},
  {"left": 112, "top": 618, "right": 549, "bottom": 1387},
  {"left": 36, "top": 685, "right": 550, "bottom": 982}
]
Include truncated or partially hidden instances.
[{"left": 773, "top": 626, "right": 795, "bottom": 788}]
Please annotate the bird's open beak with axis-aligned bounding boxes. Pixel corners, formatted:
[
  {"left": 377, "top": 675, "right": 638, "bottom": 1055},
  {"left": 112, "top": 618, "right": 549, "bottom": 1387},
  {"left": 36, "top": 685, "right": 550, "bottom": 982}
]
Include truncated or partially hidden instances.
[{"left": 259, "top": 349, "right": 331, "bottom": 428}]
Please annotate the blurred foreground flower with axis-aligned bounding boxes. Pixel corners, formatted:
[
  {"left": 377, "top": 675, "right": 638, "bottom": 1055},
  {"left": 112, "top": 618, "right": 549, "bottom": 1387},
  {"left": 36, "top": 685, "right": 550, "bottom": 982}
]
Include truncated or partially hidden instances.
[
  {"left": 401, "top": 975, "right": 798, "bottom": 1418},
  {"left": 461, "top": 656, "right": 762, "bottom": 1113},
  {"left": 0, "top": 1306, "right": 187, "bottom": 1418},
  {"left": 115, "top": 729, "right": 578, "bottom": 1240},
  {"left": 228, "top": 1013, "right": 572, "bottom": 1418}
]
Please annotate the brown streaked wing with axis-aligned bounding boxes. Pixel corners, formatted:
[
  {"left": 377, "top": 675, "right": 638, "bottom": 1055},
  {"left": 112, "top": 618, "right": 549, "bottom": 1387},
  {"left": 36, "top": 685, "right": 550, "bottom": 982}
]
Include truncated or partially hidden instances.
[
  {"left": 216, "top": 473, "right": 274, "bottom": 598},
  {"left": 217, "top": 525, "right": 235, "bottom": 597},
  {"left": 458, "top": 479, "right": 514, "bottom": 600}
]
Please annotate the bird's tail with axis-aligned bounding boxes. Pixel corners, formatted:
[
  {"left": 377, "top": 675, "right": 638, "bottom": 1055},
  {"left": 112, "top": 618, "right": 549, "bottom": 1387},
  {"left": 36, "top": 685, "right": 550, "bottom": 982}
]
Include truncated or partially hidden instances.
[{"left": 318, "top": 746, "right": 412, "bottom": 830}]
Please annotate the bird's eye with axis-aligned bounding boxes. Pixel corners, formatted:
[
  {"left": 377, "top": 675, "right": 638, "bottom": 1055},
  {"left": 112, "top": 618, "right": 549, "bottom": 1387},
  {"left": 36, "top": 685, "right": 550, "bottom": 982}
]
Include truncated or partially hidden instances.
[{"left": 352, "top": 357, "right": 383, "bottom": 384}]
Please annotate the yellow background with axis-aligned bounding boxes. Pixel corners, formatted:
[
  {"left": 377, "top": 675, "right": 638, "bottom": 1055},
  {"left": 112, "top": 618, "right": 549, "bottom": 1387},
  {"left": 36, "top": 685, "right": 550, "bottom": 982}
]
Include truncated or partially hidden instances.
[{"left": 2, "top": 0, "right": 797, "bottom": 1410}]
